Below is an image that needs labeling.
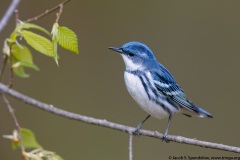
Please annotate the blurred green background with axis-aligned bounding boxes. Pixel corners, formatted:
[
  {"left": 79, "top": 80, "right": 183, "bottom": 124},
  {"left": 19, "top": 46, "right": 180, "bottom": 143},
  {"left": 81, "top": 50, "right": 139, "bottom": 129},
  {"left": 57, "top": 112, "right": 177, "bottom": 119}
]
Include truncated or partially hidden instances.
[{"left": 1, "top": 0, "right": 240, "bottom": 159}]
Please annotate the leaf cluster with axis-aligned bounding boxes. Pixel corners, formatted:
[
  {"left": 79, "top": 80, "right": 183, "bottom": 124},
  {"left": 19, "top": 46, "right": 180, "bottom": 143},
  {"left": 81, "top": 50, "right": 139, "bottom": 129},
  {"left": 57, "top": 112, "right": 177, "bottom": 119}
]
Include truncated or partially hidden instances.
[
  {"left": 3, "top": 21, "right": 79, "bottom": 77},
  {"left": 4, "top": 128, "right": 63, "bottom": 160}
]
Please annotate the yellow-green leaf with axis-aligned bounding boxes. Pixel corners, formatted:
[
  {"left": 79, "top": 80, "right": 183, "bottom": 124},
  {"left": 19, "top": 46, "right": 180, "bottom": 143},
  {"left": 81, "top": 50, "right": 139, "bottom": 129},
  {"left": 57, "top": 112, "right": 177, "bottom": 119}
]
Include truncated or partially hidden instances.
[
  {"left": 11, "top": 44, "right": 39, "bottom": 71},
  {"left": 51, "top": 23, "right": 59, "bottom": 65},
  {"left": 23, "top": 23, "right": 50, "bottom": 36},
  {"left": 38, "top": 151, "right": 64, "bottom": 160},
  {"left": 9, "top": 31, "right": 18, "bottom": 42},
  {"left": 55, "top": 24, "right": 79, "bottom": 54},
  {"left": 52, "top": 39, "right": 59, "bottom": 66},
  {"left": 11, "top": 44, "right": 39, "bottom": 78},
  {"left": 9, "top": 128, "right": 42, "bottom": 149},
  {"left": 25, "top": 149, "right": 64, "bottom": 160},
  {"left": 22, "top": 30, "right": 54, "bottom": 57},
  {"left": 20, "top": 128, "right": 42, "bottom": 149},
  {"left": 13, "top": 66, "right": 30, "bottom": 78},
  {"left": 3, "top": 40, "right": 10, "bottom": 55},
  {"left": 17, "top": 22, "right": 50, "bottom": 36}
]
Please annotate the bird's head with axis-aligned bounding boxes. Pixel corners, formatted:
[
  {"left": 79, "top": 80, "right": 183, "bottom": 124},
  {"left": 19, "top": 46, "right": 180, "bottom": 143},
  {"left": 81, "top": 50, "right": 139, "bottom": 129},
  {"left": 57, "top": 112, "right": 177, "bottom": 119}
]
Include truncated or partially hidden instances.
[{"left": 109, "top": 41, "right": 156, "bottom": 71}]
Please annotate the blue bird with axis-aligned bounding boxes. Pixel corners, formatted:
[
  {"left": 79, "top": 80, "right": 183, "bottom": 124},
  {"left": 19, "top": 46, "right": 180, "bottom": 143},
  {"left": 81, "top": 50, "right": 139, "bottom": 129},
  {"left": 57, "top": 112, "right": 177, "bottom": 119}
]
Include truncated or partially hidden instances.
[{"left": 109, "top": 41, "right": 212, "bottom": 141}]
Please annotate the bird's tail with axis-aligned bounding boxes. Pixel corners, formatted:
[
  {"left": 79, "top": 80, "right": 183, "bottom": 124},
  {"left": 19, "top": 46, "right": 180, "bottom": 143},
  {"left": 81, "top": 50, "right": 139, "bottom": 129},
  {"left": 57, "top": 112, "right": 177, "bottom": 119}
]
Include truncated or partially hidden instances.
[
  {"left": 197, "top": 107, "right": 213, "bottom": 118},
  {"left": 181, "top": 105, "right": 213, "bottom": 118}
]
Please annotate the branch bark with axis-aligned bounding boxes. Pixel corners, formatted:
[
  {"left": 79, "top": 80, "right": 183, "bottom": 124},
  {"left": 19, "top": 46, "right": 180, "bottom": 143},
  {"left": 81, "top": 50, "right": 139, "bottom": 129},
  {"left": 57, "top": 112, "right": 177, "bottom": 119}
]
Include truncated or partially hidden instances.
[
  {"left": 0, "top": 82, "right": 239, "bottom": 154},
  {"left": 1, "top": 94, "right": 28, "bottom": 160},
  {"left": 129, "top": 134, "right": 133, "bottom": 160},
  {"left": 23, "top": 0, "right": 70, "bottom": 23},
  {"left": 0, "top": 0, "right": 21, "bottom": 33}
]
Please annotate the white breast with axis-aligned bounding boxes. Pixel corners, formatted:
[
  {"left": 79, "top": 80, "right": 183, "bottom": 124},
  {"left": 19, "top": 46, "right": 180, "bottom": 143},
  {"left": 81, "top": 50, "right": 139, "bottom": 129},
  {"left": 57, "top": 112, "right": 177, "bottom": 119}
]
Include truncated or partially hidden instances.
[{"left": 124, "top": 71, "right": 172, "bottom": 120}]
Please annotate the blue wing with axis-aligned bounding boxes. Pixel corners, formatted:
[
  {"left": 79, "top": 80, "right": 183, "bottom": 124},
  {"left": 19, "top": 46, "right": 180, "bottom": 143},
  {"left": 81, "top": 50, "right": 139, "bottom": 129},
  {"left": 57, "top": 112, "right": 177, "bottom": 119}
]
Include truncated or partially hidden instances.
[
  {"left": 150, "top": 65, "right": 200, "bottom": 113},
  {"left": 145, "top": 61, "right": 212, "bottom": 118}
]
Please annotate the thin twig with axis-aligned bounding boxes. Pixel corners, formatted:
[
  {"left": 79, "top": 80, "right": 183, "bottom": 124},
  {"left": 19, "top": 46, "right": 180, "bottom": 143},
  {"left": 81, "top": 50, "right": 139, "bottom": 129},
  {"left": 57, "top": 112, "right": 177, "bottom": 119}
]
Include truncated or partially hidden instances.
[
  {"left": 0, "top": 82, "right": 239, "bottom": 153},
  {"left": 129, "top": 134, "right": 133, "bottom": 160},
  {"left": 24, "top": 0, "right": 71, "bottom": 23},
  {"left": 0, "top": 55, "right": 8, "bottom": 82},
  {"left": 1, "top": 94, "right": 28, "bottom": 160},
  {"left": 55, "top": 4, "right": 63, "bottom": 23},
  {"left": 8, "top": 44, "right": 13, "bottom": 88},
  {"left": 0, "top": 0, "right": 21, "bottom": 33},
  {"left": 15, "top": 9, "right": 19, "bottom": 23}
]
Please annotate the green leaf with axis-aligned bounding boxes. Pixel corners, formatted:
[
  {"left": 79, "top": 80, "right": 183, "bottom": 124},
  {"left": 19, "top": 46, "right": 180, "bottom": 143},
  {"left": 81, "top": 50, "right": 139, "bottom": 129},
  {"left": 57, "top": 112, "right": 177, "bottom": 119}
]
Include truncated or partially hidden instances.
[
  {"left": 23, "top": 23, "right": 50, "bottom": 36},
  {"left": 19, "top": 61, "right": 39, "bottom": 70},
  {"left": 25, "top": 149, "right": 64, "bottom": 160},
  {"left": 3, "top": 40, "right": 10, "bottom": 55},
  {"left": 52, "top": 39, "right": 59, "bottom": 66},
  {"left": 55, "top": 24, "right": 79, "bottom": 54},
  {"left": 39, "top": 151, "right": 64, "bottom": 160},
  {"left": 11, "top": 44, "right": 39, "bottom": 78},
  {"left": 9, "top": 31, "right": 18, "bottom": 43},
  {"left": 13, "top": 66, "right": 30, "bottom": 78},
  {"left": 52, "top": 23, "right": 59, "bottom": 65},
  {"left": 22, "top": 30, "right": 54, "bottom": 57},
  {"left": 17, "top": 22, "right": 50, "bottom": 36},
  {"left": 9, "top": 129, "right": 42, "bottom": 149},
  {"left": 20, "top": 128, "right": 42, "bottom": 149},
  {"left": 11, "top": 44, "right": 39, "bottom": 70}
]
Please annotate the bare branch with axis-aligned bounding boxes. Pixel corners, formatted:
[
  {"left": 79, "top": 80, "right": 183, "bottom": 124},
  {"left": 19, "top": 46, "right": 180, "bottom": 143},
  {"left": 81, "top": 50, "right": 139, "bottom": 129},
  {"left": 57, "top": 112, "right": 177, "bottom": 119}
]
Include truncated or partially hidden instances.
[
  {"left": 15, "top": 9, "right": 19, "bottom": 23},
  {"left": 24, "top": 0, "right": 71, "bottom": 23},
  {"left": 0, "top": 55, "right": 8, "bottom": 82},
  {"left": 8, "top": 44, "right": 14, "bottom": 88},
  {"left": 0, "top": 82, "right": 239, "bottom": 153},
  {"left": 129, "top": 134, "right": 133, "bottom": 160},
  {"left": 55, "top": 4, "right": 63, "bottom": 23},
  {"left": 0, "top": 0, "right": 21, "bottom": 33},
  {"left": 1, "top": 94, "right": 28, "bottom": 160}
]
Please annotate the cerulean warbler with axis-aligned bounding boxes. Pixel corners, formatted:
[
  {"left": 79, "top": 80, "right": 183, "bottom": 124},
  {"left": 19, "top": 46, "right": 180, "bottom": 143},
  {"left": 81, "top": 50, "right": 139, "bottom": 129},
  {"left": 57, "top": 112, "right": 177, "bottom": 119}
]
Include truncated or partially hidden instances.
[{"left": 109, "top": 41, "right": 212, "bottom": 141}]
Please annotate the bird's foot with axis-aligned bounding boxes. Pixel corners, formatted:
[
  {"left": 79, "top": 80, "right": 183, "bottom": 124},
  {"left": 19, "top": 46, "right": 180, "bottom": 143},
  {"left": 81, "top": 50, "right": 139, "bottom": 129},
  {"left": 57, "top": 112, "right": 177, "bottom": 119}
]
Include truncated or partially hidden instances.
[{"left": 133, "top": 124, "right": 142, "bottom": 136}]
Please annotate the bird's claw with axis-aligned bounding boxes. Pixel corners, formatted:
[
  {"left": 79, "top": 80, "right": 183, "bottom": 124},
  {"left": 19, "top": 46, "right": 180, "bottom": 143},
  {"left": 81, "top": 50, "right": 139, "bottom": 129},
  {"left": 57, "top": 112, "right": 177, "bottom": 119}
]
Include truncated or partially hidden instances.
[
  {"left": 162, "top": 134, "right": 170, "bottom": 143},
  {"left": 133, "top": 124, "right": 142, "bottom": 136}
]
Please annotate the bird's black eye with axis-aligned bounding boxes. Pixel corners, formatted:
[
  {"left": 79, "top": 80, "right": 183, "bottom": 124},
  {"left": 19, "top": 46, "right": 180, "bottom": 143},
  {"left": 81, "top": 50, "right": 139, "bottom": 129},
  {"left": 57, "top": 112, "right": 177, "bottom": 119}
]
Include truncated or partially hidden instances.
[{"left": 128, "top": 52, "right": 134, "bottom": 57}]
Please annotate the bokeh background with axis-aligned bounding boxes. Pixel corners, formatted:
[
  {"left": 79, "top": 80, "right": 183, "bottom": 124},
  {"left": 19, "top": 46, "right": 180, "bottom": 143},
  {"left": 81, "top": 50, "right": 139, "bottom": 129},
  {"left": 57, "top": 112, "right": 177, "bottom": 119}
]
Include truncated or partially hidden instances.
[{"left": 1, "top": 0, "right": 240, "bottom": 159}]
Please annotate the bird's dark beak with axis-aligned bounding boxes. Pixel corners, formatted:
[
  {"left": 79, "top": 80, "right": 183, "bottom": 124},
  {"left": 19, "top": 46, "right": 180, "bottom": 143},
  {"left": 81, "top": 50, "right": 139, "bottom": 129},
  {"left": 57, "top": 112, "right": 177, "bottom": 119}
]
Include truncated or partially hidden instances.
[{"left": 108, "top": 46, "right": 123, "bottom": 54}]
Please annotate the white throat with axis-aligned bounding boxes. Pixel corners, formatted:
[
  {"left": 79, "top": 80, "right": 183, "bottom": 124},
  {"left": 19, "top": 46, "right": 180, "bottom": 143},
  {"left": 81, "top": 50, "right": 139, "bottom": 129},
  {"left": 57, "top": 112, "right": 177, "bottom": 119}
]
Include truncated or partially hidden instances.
[{"left": 121, "top": 55, "right": 141, "bottom": 71}]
